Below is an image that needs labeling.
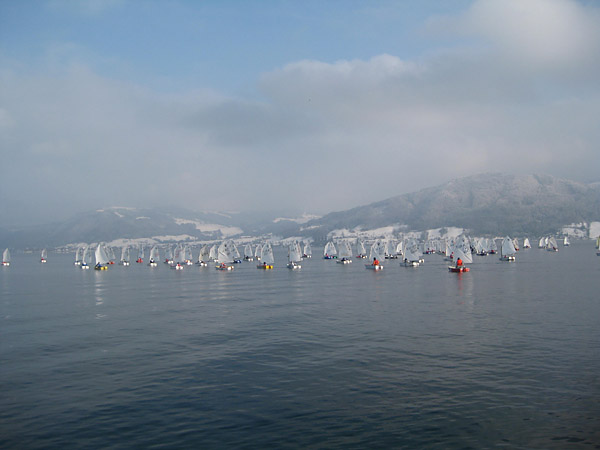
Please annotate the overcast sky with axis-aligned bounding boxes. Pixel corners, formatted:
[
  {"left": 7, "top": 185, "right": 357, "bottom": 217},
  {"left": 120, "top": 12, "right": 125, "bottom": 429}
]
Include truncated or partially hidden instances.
[{"left": 1, "top": 0, "right": 599, "bottom": 226}]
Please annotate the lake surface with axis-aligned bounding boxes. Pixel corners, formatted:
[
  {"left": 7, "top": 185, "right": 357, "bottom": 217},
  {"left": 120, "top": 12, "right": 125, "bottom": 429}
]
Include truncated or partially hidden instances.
[{"left": 2, "top": 242, "right": 599, "bottom": 448}]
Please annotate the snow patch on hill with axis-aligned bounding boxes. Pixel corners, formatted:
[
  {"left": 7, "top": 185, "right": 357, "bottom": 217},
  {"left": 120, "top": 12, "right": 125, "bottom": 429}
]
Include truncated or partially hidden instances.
[{"left": 174, "top": 218, "right": 242, "bottom": 237}]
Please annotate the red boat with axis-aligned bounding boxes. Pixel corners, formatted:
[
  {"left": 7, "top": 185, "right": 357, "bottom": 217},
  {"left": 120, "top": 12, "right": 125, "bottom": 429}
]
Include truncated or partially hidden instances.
[{"left": 448, "top": 266, "right": 470, "bottom": 273}]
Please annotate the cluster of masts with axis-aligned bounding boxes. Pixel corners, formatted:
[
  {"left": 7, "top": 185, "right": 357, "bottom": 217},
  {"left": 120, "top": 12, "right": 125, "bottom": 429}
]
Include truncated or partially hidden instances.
[{"left": 3, "top": 235, "right": 594, "bottom": 270}]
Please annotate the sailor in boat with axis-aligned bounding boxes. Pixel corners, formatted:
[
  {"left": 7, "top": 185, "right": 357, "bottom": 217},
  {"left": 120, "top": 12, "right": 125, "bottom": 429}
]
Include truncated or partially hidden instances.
[
  {"left": 456, "top": 257, "right": 463, "bottom": 267},
  {"left": 373, "top": 257, "right": 380, "bottom": 266}
]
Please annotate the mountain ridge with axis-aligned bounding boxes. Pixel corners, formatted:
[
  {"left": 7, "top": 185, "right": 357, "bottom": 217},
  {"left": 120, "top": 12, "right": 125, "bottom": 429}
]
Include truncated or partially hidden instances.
[{"left": 1, "top": 173, "right": 599, "bottom": 248}]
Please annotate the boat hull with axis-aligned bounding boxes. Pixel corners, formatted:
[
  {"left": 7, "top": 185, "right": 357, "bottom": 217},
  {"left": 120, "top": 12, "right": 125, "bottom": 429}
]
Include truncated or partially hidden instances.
[
  {"left": 257, "top": 264, "right": 274, "bottom": 270},
  {"left": 448, "top": 266, "right": 470, "bottom": 273},
  {"left": 365, "top": 264, "right": 383, "bottom": 271}
]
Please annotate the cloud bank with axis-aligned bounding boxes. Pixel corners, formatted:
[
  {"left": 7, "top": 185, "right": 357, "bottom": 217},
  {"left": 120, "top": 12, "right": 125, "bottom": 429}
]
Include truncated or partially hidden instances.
[{"left": 1, "top": 0, "right": 599, "bottom": 225}]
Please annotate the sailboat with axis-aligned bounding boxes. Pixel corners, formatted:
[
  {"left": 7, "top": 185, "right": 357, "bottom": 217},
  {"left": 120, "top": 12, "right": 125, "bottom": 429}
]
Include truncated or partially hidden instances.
[
  {"left": 538, "top": 237, "right": 546, "bottom": 249},
  {"left": 287, "top": 241, "right": 302, "bottom": 269},
  {"left": 119, "top": 246, "right": 130, "bottom": 266},
  {"left": 94, "top": 243, "right": 110, "bottom": 270},
  {"left": 355, "top": 240, "right": 367, "bottom": 259},
  {"left": 596, "top": 236, "right": 600, "bottom": 256},
  {"left": 365, "top": 241, "right": 384, "bottom": 271},
  {"left": 257, "top": 242, "right": 274, "bottom": 269},
  {"left": 523, "top": 238, "right": 531, "bottom": 249},
  {"left": 209, "top": 244, "right": 218, "bottom": 262},
  {"left": 80, "top": 246, "right": 90, "bottom": 269},
  {"left": 302, "top": 241, "right": 312, "bottom": 259},
  {"left": 2, "top": 248, "right": 10, "bottom": 266},
  {"left": 546, "top": 236, "right": 559, "bottom": 252},
  {"left": 449, "top": 236, "right": 472, "bottom": 272},
  {"left": 136, "top": 244, "right": 144, "bottom": 263},
  {"left": 336, "top": 240, "right": 353, "bottom": 264},
  {"left": 563, "top": 236, "right": 570, "bottom": 246},
  {"left": 196, "top": 245, "right": 209, "bottom": 266},
  {"left": 74, "top": 246, "right": 82, "bottom": 265},
  {"left": 148, "top": 246, "right": 159, "bottom": 267},
  {"left": 171, "top": 244, "right": 185, "bottom": 270},
  {"left": 216, "top": 240, "right": 236, "bottom": 270},
  {"left": 243, "top": 244, "right": 254, "bottom": 261},
  {"left": 164, "top": 245, "right": 173, "bottom": 264},
  {"left": 499, "top": 236, "right": 516, "bottom": 261},
  {"left": 231, "top": 242, "right": 242, "bottom": 264},
  {"left": 254, "top": 244, "right": 262, "bottom": 261},
  {"left": 40, "top": 248, "right": 47, "bottom": 263},
  {"left": 402, "top": 239, "right": 422, "bottom": 267},
  {"left": 323, "top": 241, "right": 337, "bottom": 259},
  {"left": 384, "top": 240, "right": 398, "bottom": 259}
]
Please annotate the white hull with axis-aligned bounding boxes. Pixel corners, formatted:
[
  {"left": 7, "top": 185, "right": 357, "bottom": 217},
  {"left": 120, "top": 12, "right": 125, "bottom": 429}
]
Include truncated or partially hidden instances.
[
  {"left": 287, "top": 262, "right": 301, "bottom": 269},
  {"left": 2, "top": 262, "right": 10, "bottom": 266},
  {"left": 365, "top": 264, "right": 383, "bottom": 271},
  {"left": 148, "top": 261, "right": 158, "bottom": 267},
  {"left": 216, "top": 265, "right": 234, "bottom": 271},
  {"left": 172, "top": 263, "right": 184, "bottom": 270},
  {"left": 196, "top": 261, "right": 208, "bottom": 267},
  {"left": 402, "top": 260, "right": 420, "bottom": 267},
  {"left": 336, "top": 259, "right": 352, "bottom": 264},
  {"left": 499, "top": 255, "right": 516, "bottom": 261},
  {"left": 81, "top": 264, "right": 89, "bottom": 269},
  {"left": 119, "top": 261, "right": 130, "bottom": 266}
]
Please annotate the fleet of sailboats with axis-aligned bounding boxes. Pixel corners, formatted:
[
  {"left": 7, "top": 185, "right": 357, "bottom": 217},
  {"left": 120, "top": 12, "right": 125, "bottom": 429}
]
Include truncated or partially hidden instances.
[{"left": 5, "top": 233, "right": 595, "bottom": 273}]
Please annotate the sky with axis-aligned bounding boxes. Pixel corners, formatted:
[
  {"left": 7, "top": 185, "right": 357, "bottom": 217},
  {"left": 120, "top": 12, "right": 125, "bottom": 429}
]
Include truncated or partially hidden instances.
[{"left": 1, "top": 0, "right": 600, "bottom": 226}]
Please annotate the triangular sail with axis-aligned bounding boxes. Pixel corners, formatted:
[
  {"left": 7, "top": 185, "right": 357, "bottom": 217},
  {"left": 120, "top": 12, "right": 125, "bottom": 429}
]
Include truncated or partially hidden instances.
[
  {"left": 261, "top": 242, "right": 275, "bottom": 265},
  {"left": 403, "top": 239, "right": 421, "bottom": 262},
  {"left": 3, "top": 248, "right": 10, "bottom": 262},
  {"left": 288, "top": 241, "right": 302, "bottom": 262},
  {"left": 149, "top": 246, "right": 160, "bottom": 261},
  {"left": 324, "top": 241, "right": 337, "bottom": 256},
  {"left": 303, "top": 242, "right": 312, "bottom": 256},
  {"left": 95, "top": 243, "right": 110, "bottom": 265},
  {"left": 338, "top": 240, "right": 352, "bottom": 259},
  {"left": 81, "top": 246, "right": 89, "bottom": 264},
  {"left": 501, "top": 237, "right": 516, "bottom": 256}
]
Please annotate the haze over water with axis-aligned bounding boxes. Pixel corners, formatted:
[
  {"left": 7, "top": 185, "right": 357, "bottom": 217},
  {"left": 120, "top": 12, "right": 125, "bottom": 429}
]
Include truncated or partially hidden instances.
[{"left": 1, "top": 242, "right": 599, "bottom": 448}]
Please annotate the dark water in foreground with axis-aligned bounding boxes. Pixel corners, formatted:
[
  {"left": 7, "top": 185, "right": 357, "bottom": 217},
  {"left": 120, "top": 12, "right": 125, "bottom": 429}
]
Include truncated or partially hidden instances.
[{"left": 1, "top": 242, "right": 599, "bottom": 448}]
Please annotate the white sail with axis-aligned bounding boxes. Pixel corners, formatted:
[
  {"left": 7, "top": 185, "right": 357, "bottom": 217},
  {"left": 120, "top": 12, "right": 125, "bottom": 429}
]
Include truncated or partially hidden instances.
[
  {"left": 512, "top": 238, "right": 520, "bottom": 251},
  {"left": 138, "top": 244, "right": 144, "bottom": 259},
  {"left": 323, "top": 241, "right": 337, "bottom": 257},
  {"left": 303, "top": 242, "right": 312, "bottom": 257},
  {"left": 563, "top": 236, "right": 570, "bottom": 246},
  {"left": 546, "top": 236, "right": 558, "bottom": 251},
  {"left": 95, "top": 243, "right": 110, "bottom": 266},
  {"left": 403, "top": 239, "right": 421, "bottom": 262},
  {"left": 261, "top": 242, "right": 275, "bottom": 265},
  {"left": 523, "top": 238, "right": 531, "bottom": 248},
  {"left": 120, "top": 246, "right": 130, "bottom": 261},
  {"left": 217, "top": 240, "right": 237, "bottom": 263},
  {"left": 254, "top": 244, "right": 262, "bottom": 259},
  {"left": 198, "top": 245, "right": 210, "bottom": 262},
  {"left": 455, "top": 236, "right": 473, "bottom": 264},
  {"left": 501, "top": 237, "right": 516, "bottom": 256},
  {"left": 369, "top": 241, "right": 383, "bottom": 261},
  {"left": 173, "top": 244, "right": 185, "bottom": 263},
  {"left": 209, "top": 245, "right": 218, "bottom": 261},
  {"left": 81, "top": 246, "right": 89, "bottom": 264},
  {"left": 288, "top": 241, "right": 302, "bottom": 263},
  {"left": 244, "top": 244, "right": 253, "bottom": 258},
  {"left": 338, "top": 240, "right": 352, "bottom": 259},
  {"left": 149, "top": 246, "right": 160, "bottom": 261},
  {"left": 75, "top": 246, "right": 81, "bottom": 262},
  {"left": 357, "top": 240, "right": 367, "bottom": 256},
  {"left": 40, "top": 248, "right": 47, "bottom": 260},
  {"left": 3, "top": 248, "right": 10, "bottom": 262}
]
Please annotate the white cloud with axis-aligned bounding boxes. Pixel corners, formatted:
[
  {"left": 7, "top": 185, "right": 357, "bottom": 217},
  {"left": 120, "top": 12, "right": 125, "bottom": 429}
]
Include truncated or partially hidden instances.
[{"left": 1, "top": 0, "right": 599, "bottom": 226}]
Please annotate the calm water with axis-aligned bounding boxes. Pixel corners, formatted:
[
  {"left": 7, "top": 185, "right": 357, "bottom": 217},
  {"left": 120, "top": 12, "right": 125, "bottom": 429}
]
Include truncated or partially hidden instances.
[{"left": 1, "top": 242, "right": 599, "bottom": 448}]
